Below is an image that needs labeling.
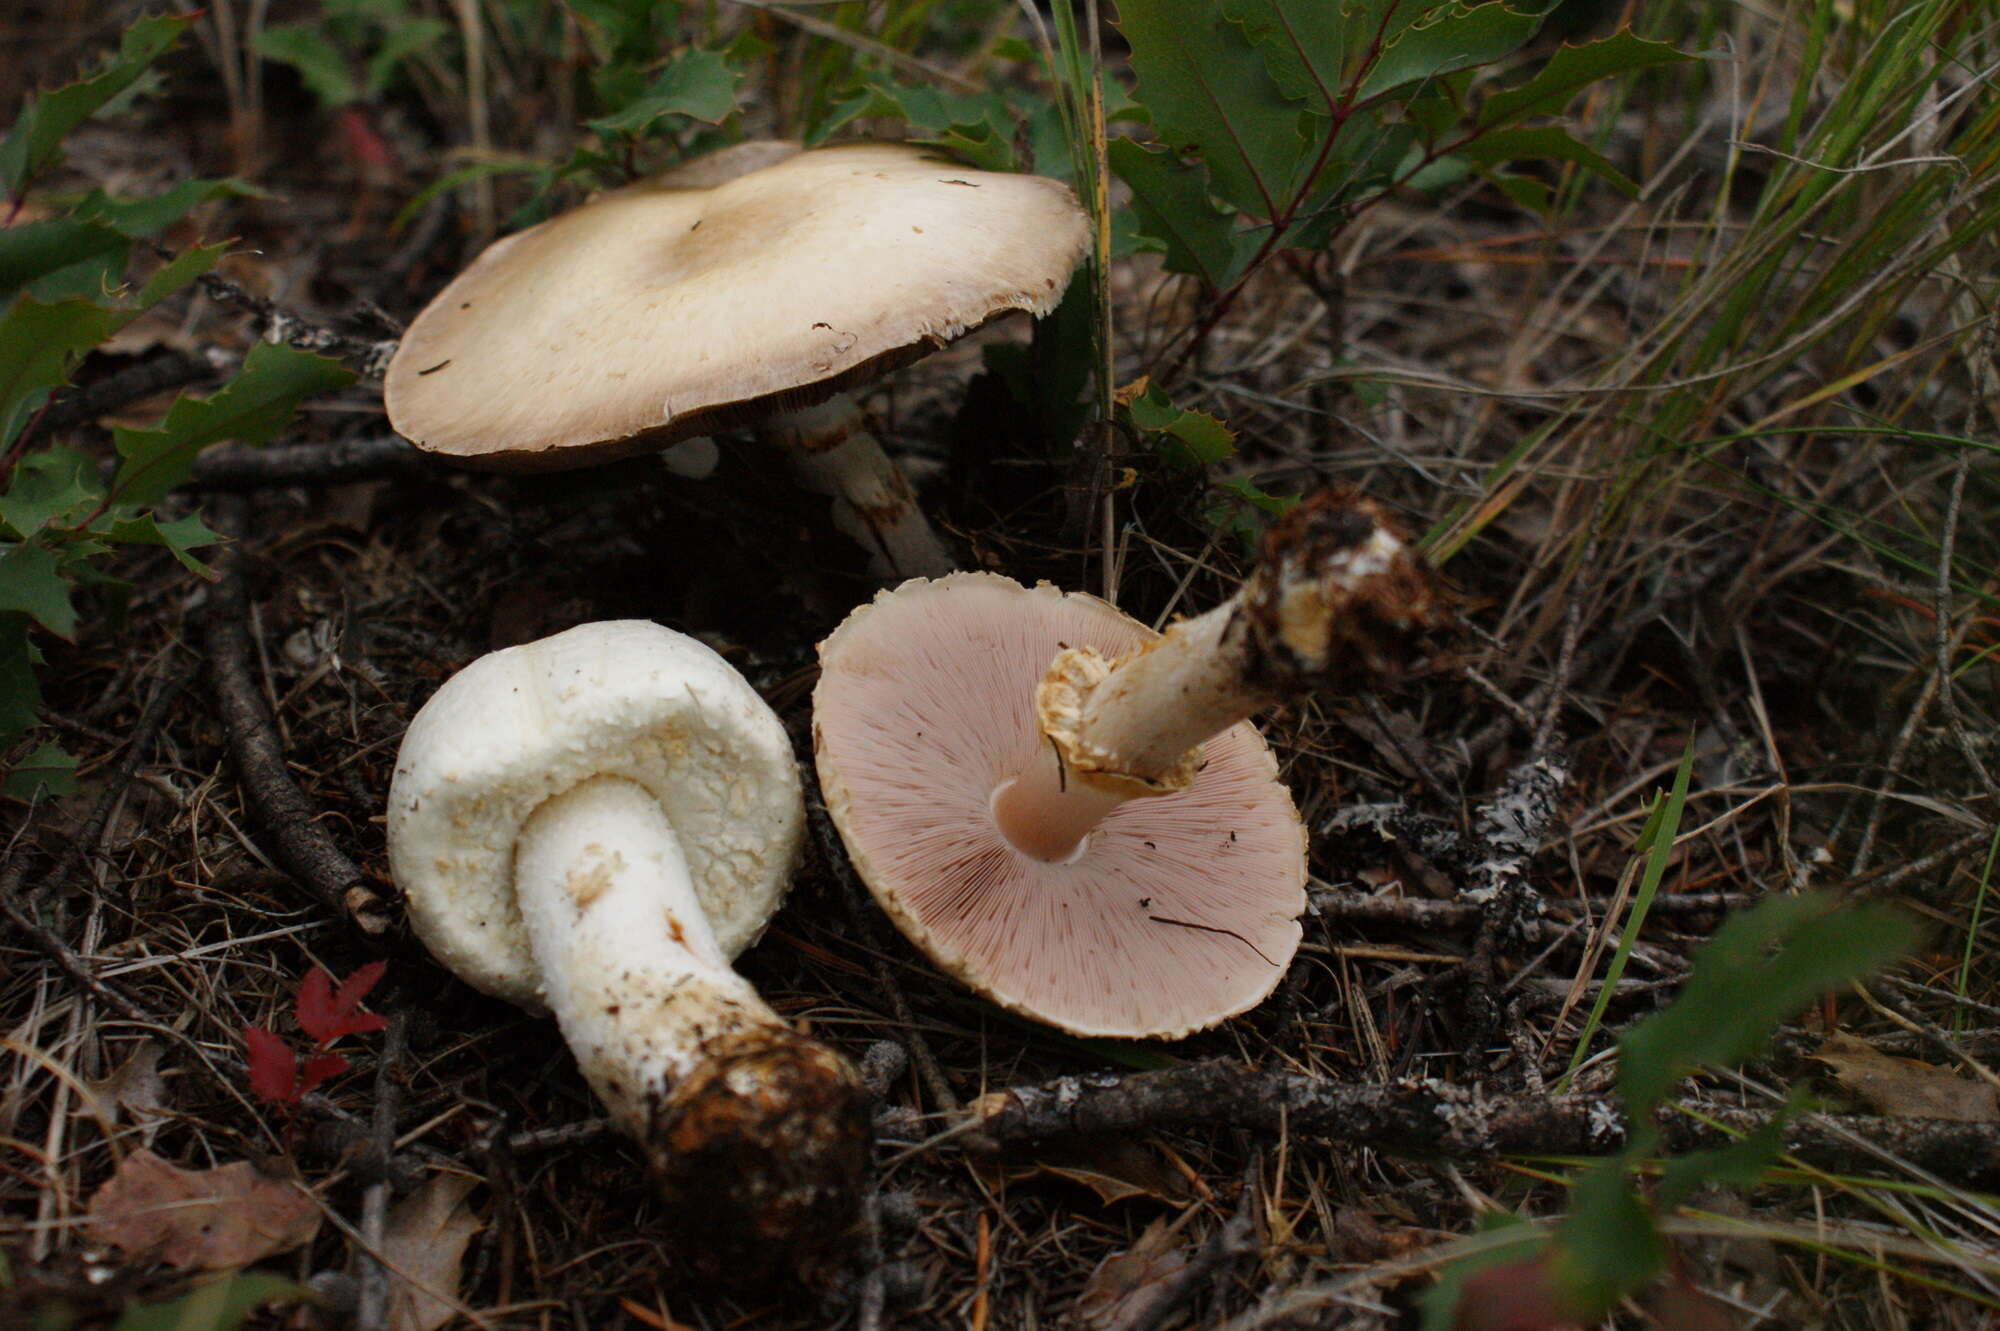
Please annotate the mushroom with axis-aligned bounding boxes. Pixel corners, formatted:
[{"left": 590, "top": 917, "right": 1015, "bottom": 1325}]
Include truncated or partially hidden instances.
[
  {"left": 387, "top": 619, "right": 867, "bottom": 1275},
  {"left": 382, "top": 140, "right": 1091, "bottom": 577},
  {"left": 812, "top": 490, "right": 1446, "bottom": 1039}
]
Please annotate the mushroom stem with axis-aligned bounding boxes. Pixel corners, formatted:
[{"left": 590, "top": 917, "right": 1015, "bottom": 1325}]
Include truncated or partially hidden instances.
[
  {"left": 996, "top": 491, "right": 1445, "bottom": 861},
  {"left": 513, "top": 775, "right": 869, "bottom": 1271},
  {"left": 767, "top": 395, "right": 955, "bottom": 578}
]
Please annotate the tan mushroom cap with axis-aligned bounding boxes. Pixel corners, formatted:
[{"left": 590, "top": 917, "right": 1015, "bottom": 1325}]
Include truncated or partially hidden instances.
[
  {"left": 383, "top": 141, "right": 1090, "bottom": 471},
  {"left": 813, "top": 573, "right": 1307, "bottom": 1040}
]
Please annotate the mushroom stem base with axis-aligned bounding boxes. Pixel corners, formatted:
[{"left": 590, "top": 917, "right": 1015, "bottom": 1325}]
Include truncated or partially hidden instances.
[
  {"left": 769, "top": 394, "right": 955, "bottom": 578},
  {"left": 514, "top": 776, "right": 868, "bottom": 1275}
]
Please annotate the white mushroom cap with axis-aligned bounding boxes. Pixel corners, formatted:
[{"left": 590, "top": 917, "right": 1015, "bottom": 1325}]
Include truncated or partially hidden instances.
[
  {"left": 382, "top": 140, "right": 1091, "bottom": 470},
  {"left": 387, "top": 619, "right": 804, "bottom": 1008},
  {"left": 813, "top": 574, "right": 1307, "bottom": 1040}
]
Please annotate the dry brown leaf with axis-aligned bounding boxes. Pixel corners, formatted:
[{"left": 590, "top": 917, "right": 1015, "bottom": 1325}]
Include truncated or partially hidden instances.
[
  {"left": 86, "top": 1040, "right": 169, "bottom": 1143},
  {"left": 1006, "top": 1137, "right": 1190, "bottom": 1206},
  {"left": 1812, "top": 1033, "right": 2000, "bottom": 1122},
  {"left": 1072, "top": 1217, "right": 1192, "bottom": 1331},
  {"left": 87, "top": 1149, "right": 320, "bottom": 1269},
  {"left": 380, "top": 1173, "right": 484, "bottom": 1331}
]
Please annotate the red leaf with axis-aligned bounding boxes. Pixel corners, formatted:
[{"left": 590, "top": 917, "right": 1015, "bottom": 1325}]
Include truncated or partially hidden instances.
[
  {"left": 297, "top": 1051, "right": 349, "bottom": 1099},
  {"left": 244, "top": 1027, "right": 298, "bottom": 1106},
  {"left": 296, "top": 967, "right": 338, "bottom": 1043},
  {"left": 298, "top": 962, "right": 389, "bottom": 1044},
  {"left": 1455, "top": 1254, "right": 1583, "bottom": 1331},
  {"left": 330, "top": 961, "right": 389, "bottom": 1035}
]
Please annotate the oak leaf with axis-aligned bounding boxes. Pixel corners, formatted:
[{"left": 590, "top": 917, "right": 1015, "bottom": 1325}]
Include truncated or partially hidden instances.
[
  {"left": 1812, "top": 1033, "right": 1999, "bottom": 1122},
  {"left": 87, "top": 1149, "right": 320, "bottom": 1269}
]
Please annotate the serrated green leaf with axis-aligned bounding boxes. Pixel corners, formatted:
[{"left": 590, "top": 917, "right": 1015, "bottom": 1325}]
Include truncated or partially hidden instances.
[
  {"left": 73, "top": 178, "right": 257, "bottom": 237},
  {"left": 1128, "top": 386, "right": 1236, "bottom": 469},
  {"left": 1478, "top": 29, "right": 1690, "bottom": 128},
  {"left": 137, "top": 240, "right": 227, "bottom": 309},
  {"left": 5, "top": 739, "right": 77, "bottom": 801},
  {"left": 0, "top": 13, "right": 194, "bottom": 196},
  {"left": 255, "top": 24, "right": 362, "bottom": 107},
  {"left": 103, "top": 511, "right": 222, "bottom": 575},
  {"left": 588, "top": 49, "right": 739, "bottom": 137},
  {"left": 0, "top": 219, "right": 128, "bottom": 304},
  {"left": 1356, "top": 3, "right": 1546, "bottom": 104},
  {"left": 1117, "top": 0, "right": 1312, "bottom": 217},
  {"left": 0, "top": 298, "right": 117, "bottom": 451},
  {"left": 1460, "top": 124, "right": 1637, "bottom": 196},
  {"left": 110, "top": 343, "right": 356, "bottom": 507},
  {"left": 110, "top": 1272, "right": 310, "bottom": 1331},
  {"left": 0, "top": 447, "right": 100, "bottom": 537},
  {"left": 1108, "top": 139, "right": 1257, "bottom": 289},
  {"left": 0, "top": 541, "right": 77, "bottom": 638},
  {"left": 1617, "top": 892, "right": 1913, "bottom": 1117},
  {"left": 1553, "top": 1154, "right": 1666, "bottom": 1314},
  {"left": 1221, "top": 0, "right": 1348, "bottom": 109},
  {"left": 362, "top": 17, "right": 447, "bottom": 100}
]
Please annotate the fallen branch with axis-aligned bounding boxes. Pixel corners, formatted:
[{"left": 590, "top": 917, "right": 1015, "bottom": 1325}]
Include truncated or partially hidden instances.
[
  {"left": 190, "top": 435, "right": 438, "bottom": 489},
  {"left": 964, "top": 1059, "right": 2000, "bottom": 1189},
  {"left": 201, "top": 496, "right": 394, "bottom": 934}
]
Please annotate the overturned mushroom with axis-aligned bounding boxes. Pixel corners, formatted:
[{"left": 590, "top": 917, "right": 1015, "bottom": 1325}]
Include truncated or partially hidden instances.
[
  {"left": 383, "top": 140, "right": 1090, "bottom": 576},
  {"left": 813, "top": 490, "right": 1447, "bottom": 1039},
  {"left": 387, "top": 620, "right": 867, "bottom": 1276}
]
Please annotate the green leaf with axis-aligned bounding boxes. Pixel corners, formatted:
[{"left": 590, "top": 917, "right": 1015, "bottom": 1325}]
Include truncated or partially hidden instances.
[
  {"left": 0, "top": 298, "right": 117, "bottom": 451},
  {"left": 1107, "top": 139, "right": 1257, "bottom": 289},
  {"left": 1116, "top": 0, "right": 1312, "bottom": 216},
  {"left": 137, "top": 240, "right": 227, "bottom": 309},
  {"left": 255, "top": 23, "right": 362, "bottom": 108},
  {"left": 1617, "top": 892, "right": 1914, "bottom": 1118},
  {"left": 103, "top": 511, "right": 223, "bottom": 575},
  {"left": 362, "top": 18, "right": 448, "bottom": 100},
  {"left": 5, "top": 739, "right": 76, "bottom": 801},
  {"left": 1221, "top": 0, "right": 1348, "bottom": 109},
  {"left": 1127, "top": 386, "right": 1236, "bottom": 469},
  {"left": 0, "top": 219, "right": 128, "bottom": 304},
  {"left": 1356, "top": 4, "right": 1546, "bottom": 104},
  {"left": 73, "top": 178, "right": 257, "bottom": 237},
  {"left": 1478, "top": 29, "right": 1691, "bottom": 128},
  {"left": 0, "top": 541, "right": 77, "bottom": 638},
  {"left": 1207, "top": 476, "right": 1299, "bottom": 553},
  {"left": 588, "top": 49, "right": 739, "bottom": 137},
  {"left": 1553, "top": 1154, "right": 1666, "bottom": 1314},
  {"left": 0, "top": 12, "right": 195, "bottom": 196},
  {"left": 111, "top": 343, "right": 356, "bottom": 507},
  {"left": 0, "top": 617, "right": 41, "bottom": 744},
  {"left": 1459, "top": 124, "right": 1637, "bottom": 196},
  {"left": 1655, "top": 1105, "right": 1792, "bottom": 1213},
  {"left": 110, "top": 1272, "right": 310, "bottom": 1331},
  {"left": 0, "top": 447, "right": 100, "bottom": 537}
]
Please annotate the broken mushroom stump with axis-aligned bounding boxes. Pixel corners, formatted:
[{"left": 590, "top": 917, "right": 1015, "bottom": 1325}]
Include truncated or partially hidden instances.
[{"left": 812, "top": 489, "right": 1449, "bottom": 1040}]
